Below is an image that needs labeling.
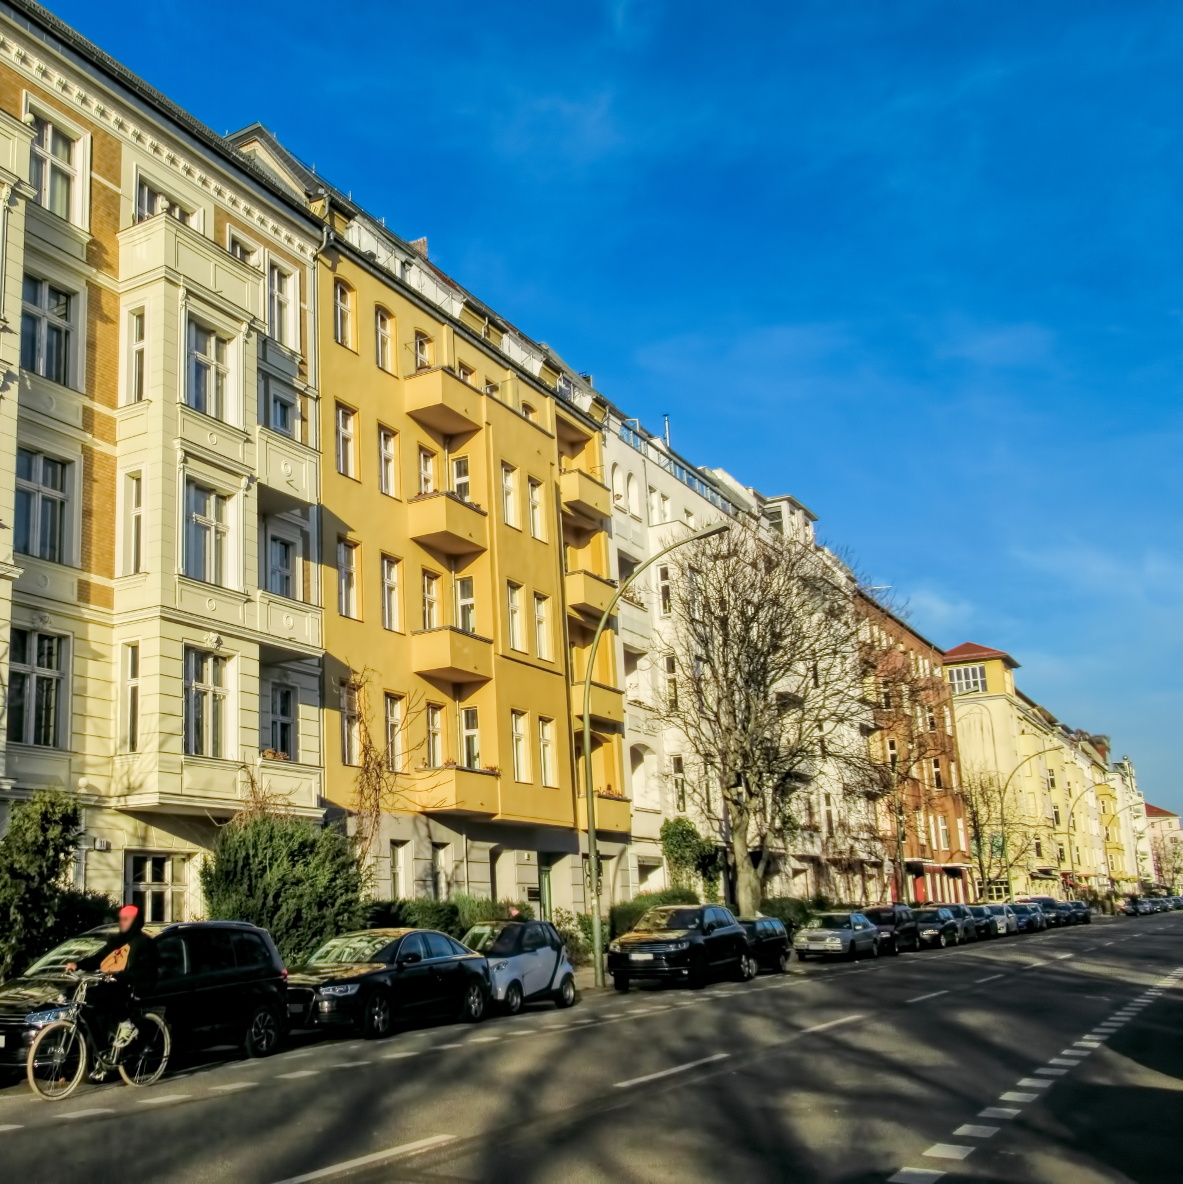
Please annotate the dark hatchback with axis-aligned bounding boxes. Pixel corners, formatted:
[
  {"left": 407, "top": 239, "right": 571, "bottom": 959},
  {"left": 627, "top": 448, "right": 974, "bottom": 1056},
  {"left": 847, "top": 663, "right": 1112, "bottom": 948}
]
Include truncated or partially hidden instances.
[
  {"left": 966, "top": 905, "right": 997, "bottom": 939},
  {"left": 913, "top": 907, "right": 960, "bottom": 948},
  {"left": 862, "top": 904, "right": 919, "bottom": 954},
  {"left": 287, "top": 929, "right": 491, "bottom": 1038},
  {"left": 607, "top": 905, "right": 754, "bottom": 991},
  {"left": 0, "top": 921, "right": 287, "bottom": 1070},
  {"left": 738, "top": 917, "right": 792, "bottom": 973},
  {"left": 1009, "top": 903, "right": 1044, "bottom": 933}
]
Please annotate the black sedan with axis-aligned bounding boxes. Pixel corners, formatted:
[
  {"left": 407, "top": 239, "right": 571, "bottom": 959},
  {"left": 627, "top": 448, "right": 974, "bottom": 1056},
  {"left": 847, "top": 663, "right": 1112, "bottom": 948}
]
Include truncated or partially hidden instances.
[
  {"left": 1009, "top": 903, "right": 1045, "bottom": 933},
  {"left": 287, "top": 929, "right": 491, "bottom": 1038},
  {"left": 913, "top": 907, "right": 961, "bottom": 949},
  {"left": 966, "top": 904, "right": 998, "bottom": 939},
  {"left": 607, "top": 905, "right": 755, "bottom": 991},
  {"left": 862, "top": 904, "right": 920, "bottom": 954},
  {"left": 738, "top": 917, "right": 792, "bottom": 973}
]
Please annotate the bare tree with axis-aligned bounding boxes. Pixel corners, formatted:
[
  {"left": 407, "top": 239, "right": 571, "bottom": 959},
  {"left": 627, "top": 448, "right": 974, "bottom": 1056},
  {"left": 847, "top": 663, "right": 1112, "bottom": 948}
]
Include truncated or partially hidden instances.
[
  {"left": 958, "top": 768, "right": 1042, "bottom": 898},
  {"left": 1149, "top": 829, "right": 1183, "bottom": 893},
  {"left": 654, "top": 526, "right": 873, "bottom": 916}
]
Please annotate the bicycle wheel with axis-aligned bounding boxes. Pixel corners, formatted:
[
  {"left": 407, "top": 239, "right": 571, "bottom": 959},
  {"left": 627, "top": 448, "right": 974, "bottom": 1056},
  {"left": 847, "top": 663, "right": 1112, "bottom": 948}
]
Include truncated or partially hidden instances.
[
  {"left": 118, "top": 1013, "right": 171, "bottom": 1087},
  {"left": 27, "top": 1020, "right": 88, "bottom": 1101}
]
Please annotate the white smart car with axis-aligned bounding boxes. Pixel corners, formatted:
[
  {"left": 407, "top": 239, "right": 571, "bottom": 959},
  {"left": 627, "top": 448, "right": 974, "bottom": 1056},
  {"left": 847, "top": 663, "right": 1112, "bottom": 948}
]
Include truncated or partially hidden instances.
[{"left": 461, "top": 920, "right": 577, "bottom": 1014}]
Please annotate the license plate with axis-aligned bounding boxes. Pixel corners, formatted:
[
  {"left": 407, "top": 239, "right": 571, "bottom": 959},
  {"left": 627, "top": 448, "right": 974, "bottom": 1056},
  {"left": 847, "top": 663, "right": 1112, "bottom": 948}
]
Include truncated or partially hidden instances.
[
  {"left": 630, "top": 953, "right": 654, "bottom": 962},
  {"left": 0, "top": 1034, "right": 5, "bottom": 1048}
]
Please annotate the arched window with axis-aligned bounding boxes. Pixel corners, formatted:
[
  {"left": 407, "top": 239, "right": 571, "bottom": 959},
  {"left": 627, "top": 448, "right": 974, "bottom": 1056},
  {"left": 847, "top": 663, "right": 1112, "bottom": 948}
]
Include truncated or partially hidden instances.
[
  {"left": 521, "top": 401, "right": 536, "bottom": 422},
  {"left": 625, "top": 473, "right": 640, "bottom": 517},
  {"left": 375, "top": 307, "right": 392, "bottom": 370},
  {"left": 333, "top": 281, "right": 352, "bottom": 347},
  {"left": 610, "top": 463, "right": 622, "bottom": 504}
]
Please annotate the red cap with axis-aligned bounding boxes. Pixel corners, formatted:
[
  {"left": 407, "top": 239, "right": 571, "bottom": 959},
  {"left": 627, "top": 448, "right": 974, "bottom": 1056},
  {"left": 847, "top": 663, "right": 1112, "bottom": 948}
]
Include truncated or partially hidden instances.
[{"left": 119, "top": 905, "right": 139, "bottom": 920}]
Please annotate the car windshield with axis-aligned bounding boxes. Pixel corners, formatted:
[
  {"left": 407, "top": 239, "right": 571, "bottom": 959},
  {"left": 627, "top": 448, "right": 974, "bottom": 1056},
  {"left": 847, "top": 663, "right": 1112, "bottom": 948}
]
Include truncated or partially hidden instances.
[
  {"left": 1011, "top": 905, "right": 1030, "bottom": 914},
  {"left": 461, "top": 923, "right": 523, "bottom": 956},
  {"left": 862, "top": 909, "right": 894, "bottom": 923},
  {"left": 806, "top": 914, "right": 853, "bottom": 929},
  {"left": 914, "top": 910, "right": 944, "bottom": 922},
  {"left": 987, "top": 905, "right": 1007, "bottom": 914},
  {"left": 634, "top": 908, "right": 701, "bottom": 932},
  {"left": 968, "top": 906, "right": 989, "bottom": 916},
  {"left": 304, "top": 934, "right": 391, "bottom": 965},
  {"left": 23, "top": 935, "right": 106, "bottom": 977}
]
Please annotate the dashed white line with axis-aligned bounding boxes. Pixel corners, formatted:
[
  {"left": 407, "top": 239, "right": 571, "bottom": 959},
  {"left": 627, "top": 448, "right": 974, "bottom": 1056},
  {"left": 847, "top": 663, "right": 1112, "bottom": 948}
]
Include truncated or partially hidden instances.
[
  {"left": 974, "top": 974, "right": 1003, "bottom": 984},
  {"left": 907, "top": 991, "right": 948, "bottom": 1004},
  {"left": 328, "top": 1060, "right": 373, "bottom": 1067},
  {"left": 954, "top": 1124, "right": 999, "bottom": 1138},
  {"left": 1016, "top": 1078, "right": 1052, "bottom": 1088},
  {"left": 266, "top": 1134, "right": 457, "bottom": 1184},
  {"left": 924, "top": 1144, "right": 973, "bottom": 1160},
  {"left": 209, "top": 1082, "right": 258, "bottom": 1092},
  {"left": 137, "top": 1094, "right": 192, "bottom": 1105},
  {"left": 383, "top": 1051, "right": 419, "bottom": 1059},
  {"left": 1000, "top": 1091, "right": 1038, "bottom": 1103},
  {"left": 1034, "top": 1068, "right": 1067, "bottom": 1076},
  {"left": 800, "top": 1014, "right": 865, "bottom": 1035},
  {"left": 58, "top": 1109, "right": 115, "bottom": 1120},
  {"left": 888, "top": 1169, "right": 946, "bottom": 1183},
  {"left": 979, "top": 1107, "right": 1020, "bottom": 1119},
  {"left": 276, "top": 1070, "right": 319, "bottom": 1079},
  {"left": 433, "top": 1043, "right": 463, "bottom": 1050},
  {"left": 613, "top": 1052, "right": 729, "bottom": 1089}
]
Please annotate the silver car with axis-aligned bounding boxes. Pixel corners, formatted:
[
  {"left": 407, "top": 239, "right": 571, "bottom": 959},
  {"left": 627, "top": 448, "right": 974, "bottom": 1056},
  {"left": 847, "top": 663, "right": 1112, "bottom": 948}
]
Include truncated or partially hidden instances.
[
  {"left": 793, "top": 911, "right": 881, "bottom": 961},
  {"left": 985, "top": 903, "right": 1019, "bottom": 935},
  {"left": 461, "top": 920, "right": 577, "bottom": 1014}
]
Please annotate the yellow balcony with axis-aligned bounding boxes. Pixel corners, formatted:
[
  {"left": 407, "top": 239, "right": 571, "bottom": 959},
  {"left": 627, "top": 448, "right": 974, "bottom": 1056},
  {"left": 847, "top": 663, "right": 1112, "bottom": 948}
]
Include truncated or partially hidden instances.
[
  {"left": 401, "top": 766, "right": 498, "bottom": 815},
  {"left": 578, "top": 792, "right": 632, "bottom": 834},
  {"left": 409, "top": 492, "right": 488, "bottom": 555},
  {"left": 565, "top": 569, "right": 616, "bottom": 617},
  {"left": 571, "top": 680, "right": 625, "bottom": 727},
  {"left": 560, "top": 467, "right": 611, "bottom": 522},
  {"left": 412, "top": 627, "right": 493, "bottom": 683},
  {"left": 404, "top": 367, "right": 483, "bottom": 435}
]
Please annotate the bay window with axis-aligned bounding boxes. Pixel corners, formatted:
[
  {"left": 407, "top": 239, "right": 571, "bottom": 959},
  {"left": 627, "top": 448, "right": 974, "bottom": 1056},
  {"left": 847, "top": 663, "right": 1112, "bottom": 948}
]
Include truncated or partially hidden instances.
[
  {"left": 21, "top": 275, "right": 73, "bottom": 386},
  {"left": 8, "top": 628, "right": 66, "bottom": 748},
  {"left": 183, "top": 480, "right": 228, "bottom": 585},
  {"left": 186, "top": 320, "right": 229, "bottom": 420},
  {"left": 183, "top": 646, "right": 226, "bottom": 758},
  {"left": 15, "top": 448, "right": 68, "bottom": 564}
]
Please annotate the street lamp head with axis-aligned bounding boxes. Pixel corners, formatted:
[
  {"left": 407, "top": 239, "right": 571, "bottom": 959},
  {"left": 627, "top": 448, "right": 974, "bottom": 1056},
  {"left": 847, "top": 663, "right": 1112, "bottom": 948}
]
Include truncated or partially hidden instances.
[{"left": 695, "top": 522, "right": 731, "bottom": 540}]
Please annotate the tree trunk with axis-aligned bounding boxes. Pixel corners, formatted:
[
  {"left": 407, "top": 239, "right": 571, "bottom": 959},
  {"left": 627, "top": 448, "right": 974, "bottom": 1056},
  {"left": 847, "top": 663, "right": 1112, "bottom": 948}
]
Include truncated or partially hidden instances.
[{"left": 730, "top": 808, "right": 761, "bottom": 917}]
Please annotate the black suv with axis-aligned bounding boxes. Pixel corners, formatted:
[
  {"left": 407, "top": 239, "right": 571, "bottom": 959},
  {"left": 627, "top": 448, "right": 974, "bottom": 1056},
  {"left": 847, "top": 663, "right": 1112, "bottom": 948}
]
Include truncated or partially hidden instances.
[
  {"left": 608, "top": 905, "right": 754, "bottom": 990},
  {"left": 738, "top": 917, "right": 792, "bottom": 973},
  {"left": 0, "top": 921, "right": 287, "bottom": 1070},
  {"left": 861, "top": 904, "right": 919, "bottom": 953},
  {"left": 937, "top": 903, "right": 979, "bottom": 944}
]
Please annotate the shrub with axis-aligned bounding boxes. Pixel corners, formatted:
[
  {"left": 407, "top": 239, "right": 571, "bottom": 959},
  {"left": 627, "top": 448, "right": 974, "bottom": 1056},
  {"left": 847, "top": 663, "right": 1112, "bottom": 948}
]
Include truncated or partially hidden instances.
[
  {"left": 450, "top": 894, "right": 534, "bottom": 931},
  {"left": 45, "top": 890, "right": 118, "bottom": 948},
  {"left": 759, "top": 896, "right": 813, "bottom": 931},
  {"left": 609, "top": 887, "right": 699, "bottom": 938},
  {"left": 199, "top": 813, "right": 366, "bottom": 965},
  {"left": 0, "top": 790, "right": 83, "bottom": 979}
]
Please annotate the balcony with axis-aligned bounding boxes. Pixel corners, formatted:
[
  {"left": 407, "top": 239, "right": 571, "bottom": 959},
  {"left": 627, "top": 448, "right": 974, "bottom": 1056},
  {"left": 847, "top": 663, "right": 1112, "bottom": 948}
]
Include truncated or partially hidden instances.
[
  {"left": 409, "top": 492, "right": 489, "bottom": 555},
  {"left": 560, "top": 467, "right": 611, "bottom": 522},
  {"left": 412, "top": 627, "right": 493, "bottom": 683},
  {"left": 400, "top": 766, "right": 499, "bottom": 816},
  {"left": 404, "top": 367, "right": 483, "bottom": 435},
  {"left": 571, "top": 680, "right": 625, "bottom": 727},
  {"left": 255, "top": 591, "right": 323, "bottom": 653},
  {"left": 577, "top": 792, "right": 632, "bottom": 834},
  {"left": 565, "top": 569, "right": 616, "bottom": 617}
]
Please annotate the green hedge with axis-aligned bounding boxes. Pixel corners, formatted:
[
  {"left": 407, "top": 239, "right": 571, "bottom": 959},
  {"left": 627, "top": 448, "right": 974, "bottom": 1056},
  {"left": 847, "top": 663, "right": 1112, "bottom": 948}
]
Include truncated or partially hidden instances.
[
  {"left": 366, "top": 896, "right": 535, "bottom": 940},
  {"left": 609, "top": 887, "right": 700, "bottom": 938},
  {"left": 759, "top": 897, "right": 813, "bottom": 931}
]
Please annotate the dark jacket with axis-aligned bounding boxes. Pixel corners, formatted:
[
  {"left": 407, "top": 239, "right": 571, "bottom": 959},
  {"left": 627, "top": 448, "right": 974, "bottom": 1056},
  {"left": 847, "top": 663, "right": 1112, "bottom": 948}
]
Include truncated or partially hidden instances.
[{"left": 77, "top": 918, "right": 158, "bottom": 991}]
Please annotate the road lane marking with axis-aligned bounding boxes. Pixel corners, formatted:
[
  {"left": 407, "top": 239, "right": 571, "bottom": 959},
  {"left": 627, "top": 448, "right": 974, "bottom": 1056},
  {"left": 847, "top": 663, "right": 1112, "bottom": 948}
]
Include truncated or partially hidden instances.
[
  {"left": 888, "top": 1169, "right": 946, "bottom": 1183},
  {"left": 209, "top": 1082, "right": 257, "bottom": 1092},
  {"left": 979, "top": 1107, "right": 1020, "bottom": 1119},
  {"left": 1049, "top": 1058, "right": 1080, "bottom": 1066},
  {"left": 800, "top": 1014, "right": 865, "bottom": 1035},
  {"left": 924, "top": 1145, "right": 973, "bottom": 1160},
  {"left": 1000, "top": 1092, "right": 1038, "bottom": 1103},
  {"left": 467, "top": 1037, "right": 500, "bottom": 1043},
  {"left": 328, "top": 1060, "right": 372, "bottom": 1067},
  {"left": 267, "top": 1134, "right": 458, "bottom": 1184},
  {"left": 1074, "top": 1041, "right": 1101, "bottom": 1048},
  {"left": 974, "top": 974, "right": 1003, "bottom": 984},
  {"left": 954, "top": 1125, "right": 999, "bottom": 1138},
  {"left": 1034, "top": 1069, "right": 1067, "bottom": 1076},
  {"left": 1054, "top": 953, "right": 1074, "bottom": 960},
  {"left": 907, "top": 991, "right": 948, "bottom": 1004},
  {"left": 432, "top": 1043, "right": 463, "bottom": 1050},
  {"left": 58, "top": 1109, "right": 115, "bottom": 1119},
  {"left": 1017, "top": 1078, "right": 1052, "bottom": 1088},
  {"left": 383, "top": 1051, "right": 419, "bottom": 1059},
  {"left": 613, "top": 1052, "right": 729, "bottom": 1089},
  {"left": 0, "top": 1124, "right": 24, "bottom": 1133},
  {"left": 137, "top": 1094, "right": 192, "bottom": 1105},
  {"left": 277, "top": 1070, "right": 319, "bottom": 1079}
]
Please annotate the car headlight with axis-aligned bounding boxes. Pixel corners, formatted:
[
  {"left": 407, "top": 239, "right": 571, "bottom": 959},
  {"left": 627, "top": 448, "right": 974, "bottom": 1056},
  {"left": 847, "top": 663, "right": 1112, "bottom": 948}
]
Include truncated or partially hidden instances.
[
  {"left": 921, "top": 929, "right": 938, "bottom": 936},
  {"left": 26, "top": 1006, "right": 68, "bottom": 1027},
  {"left": 665, "top": 941, "right": 690, "bottom": 952},
  {"left": 608, "top": 942, "right": 622, "bottom": 954},
  {"left": 319, "top": 984, "right": 360, "bottom": 998},
  {"left": 492, "top": 960, "right": 509, "bottom": 972}
]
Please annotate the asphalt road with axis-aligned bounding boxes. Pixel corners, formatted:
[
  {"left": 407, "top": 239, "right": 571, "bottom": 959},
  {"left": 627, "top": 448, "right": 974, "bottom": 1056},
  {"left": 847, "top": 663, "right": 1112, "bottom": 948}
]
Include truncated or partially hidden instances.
[{"left": 0, "top": 912, "right": 1180, "bottom": 1184}]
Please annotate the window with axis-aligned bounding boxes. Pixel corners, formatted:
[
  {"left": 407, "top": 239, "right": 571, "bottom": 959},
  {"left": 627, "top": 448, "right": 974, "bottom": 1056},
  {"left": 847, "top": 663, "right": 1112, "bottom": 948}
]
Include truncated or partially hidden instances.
[
  {"left": 533, "top": 593, "right": 550, "bottom": 659},
  {"left": 418, "top": 448, "right": 435, "bottom": 495},
  {"left": 648, "top": 486, "right": 659, "bottom": 522},
  {"left": 422, "top": 571, "right": 440, "bottom": 629},
  {"left": 340, "top": 680, "right": 360, "bottom": 765},
  {"left": 414, "top": 330, "right": 432, "bottom": 371},
  {"left": 128, "top": 855, "right": 186, "bottom": 925},
  {"left": 484, "top": 379, "right": 500, "bottom": 397},
  {"left": 8, "top": 629, "right": 66, "bottom": 747},
  {"left": 457, "top": 362, "right": 475, "bottom": 384},
  {"left": 136, "top": 178, "right": 189, "bottom": 223},
  {"left": 337, "top": 540, "right": 359, "bottom": 617},
  {"left": 389, "top": 840, "right": 408, "bottom": 898},
  {"left": 425, "top": 703, "right": 443, "bottom": 766},
  {"left": 335, "top": 404, "right": 356, "bottom": 477},
  {"left": 124, "top": 644, "right": 140, "bottom": 752},
  {"left": 129, "top": 309, "right": 146, "bottom": 402},
  {"left": 948, "top": 664, "right": 986, "bottom": 695},
  {"left": 21, "top": 275, "right": 73, "bottom": 385},
  {"left": 270, "top": 684, "right": 296, "bottom": 760},
  {"left": 932, "top": 759, "right": 944, "bottom": 790},
  {"left": 375, "top": 308, "right": 393, "bottom": 370},
  {"left": 381, "top": 556, "right": 400, "bottom": 630},
  {"left": 520, "top": 401, "right": 536, "bottom": 422},
  {"left": 378, "top": 428, "right": 398, "bottom": 495},
  {"left": 664, "top": 655, "right": 678, "bottom": 710},
  {"left": 456, "top": 577, "right": 476, "bottom": 634},
  {"left": 511, "top": 710, "right": 529, "bottom": 781},
  {"left": 1034, "top": 839, "right": 1044, "bottom": 858},
  {"left": 501, "top": 464, "right": 517, "bottom": 526},
  {"left": 956, "top": 817, "right": 967, "bottom": 851},
  {"left": 507, "top": 582, "right": 524, "bottom": 650},
  {"left": 186, "top": 320, "right": 229, "bottom": 420},
  {"left": 937, "top": 814, "right": 951, "bottom": 851},
  {"left": 15, "top": 448, "right": 68, "bottom": 563},
  {"left": 1053, "top": 805, "right": 1062, "bottom": 827},
  {"left": 183, "top": 647, "right": 226, "bottom": 757},
  {"left": 610, "top": 464, "right": 622, "bottom": 504},
  {"left": 671, "top": 755, "right": 686, "bottom": 811},
  {"left": 528, "top": 478, "right": 544, "bottom": 538},
  {"left": 183, "top": 481, "right": 228, "bottom": 586},
  {"left": 265, "top": 377, "right": 299, "bottom": 438},
  {"left": 626, "top": 473, "right": 640, "bottom": 517},
  {"left": 267, "top": 535, "right": 294, "bottom": 598},
  {"left": 267, "top": 263, "right": 292, "bottom": 346},
  {"left": 384, "top": 693, "right": 404, "bottom": 772},
  {"left": 452, "top": 456, "right": 471, "bottom": 502},
  {"left": 657, "top": 565, "right": 671, "bottom": 616},
  {"left": 333, "top": 281, "right": 352, "bottom": 347},
  {"left": 430, "top": 842, "right": 450, "bottom": 899},
  {"left": 29, "top": 114, "right": 77, "bottom": 220},
  {"left": 228, "top": 235, "right": 255, "bottom": 265},
  {"left": 538, "top": 717, "right": 556, "bottom": 786},
  {"left": 460, "top": 707, "right": 480, "bottom": 768}
]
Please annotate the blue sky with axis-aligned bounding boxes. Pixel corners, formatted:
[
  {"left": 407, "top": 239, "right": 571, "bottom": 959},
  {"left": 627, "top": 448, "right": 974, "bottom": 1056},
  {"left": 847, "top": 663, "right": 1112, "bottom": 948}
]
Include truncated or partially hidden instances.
[{"left": 60, "top": 0, "right": 1182, "bottom": 809}]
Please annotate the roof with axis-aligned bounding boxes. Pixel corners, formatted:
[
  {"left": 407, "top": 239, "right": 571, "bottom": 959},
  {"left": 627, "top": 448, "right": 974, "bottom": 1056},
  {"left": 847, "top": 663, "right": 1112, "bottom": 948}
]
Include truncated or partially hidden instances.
[
  {"left": 1146, "top": 803, "right": 1178, "bottom": 818},
  {"left": 943, "top": 641, "right": 1020, "bottom": 669}
]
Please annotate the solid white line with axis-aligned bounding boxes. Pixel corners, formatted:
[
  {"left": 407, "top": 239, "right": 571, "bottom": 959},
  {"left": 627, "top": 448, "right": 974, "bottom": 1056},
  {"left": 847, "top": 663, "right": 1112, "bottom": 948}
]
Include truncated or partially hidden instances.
[
  {"left": 137, "top": 1094, "right": 193, "bottom": 1105},
  {"left": 613, "top": 1052, "right": 729, "bottom": 1089},
  {"left": 974, "top": 974, "right": 1004, "bottom": 984},
  {"left": 800, "top": 1014, "right": 865, "bottom": 1035},
  {"left": 907, "top": 991, "right": 948, "bottom": 1004},
  {"left": 267, "top": 1135, "right": 457, "bottom": 1184}
]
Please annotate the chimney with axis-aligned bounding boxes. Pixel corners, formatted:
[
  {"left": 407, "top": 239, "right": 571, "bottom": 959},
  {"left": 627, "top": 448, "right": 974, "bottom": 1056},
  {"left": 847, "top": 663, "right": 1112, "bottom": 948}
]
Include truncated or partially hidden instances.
[
  {"left": 409, "top": 237, "right": 428, "bottom": 258},
  {"left": 1090, "top": 734, "right": 1111, "bottom": 762}
]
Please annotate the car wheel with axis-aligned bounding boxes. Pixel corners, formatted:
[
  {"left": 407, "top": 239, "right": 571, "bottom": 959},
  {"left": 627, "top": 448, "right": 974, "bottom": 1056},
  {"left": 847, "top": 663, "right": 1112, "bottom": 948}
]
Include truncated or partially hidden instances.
[
  {"left": 361, "top": 991, "right": 393, "bottom": 1040},
  {"left": 937, "top": 932, "right": 948, "bottom": 949},
  {"left": 774, "top": 950, "right": 790, "bottom": 974},
  {"left": 458, "top": 981, "right": 486, "bottom": 1023},
  {"left": 735, "top": 953, "right": 758, "bottom": 982},
  {"left": 502, "top": 981, "right": 524, "bottom": 1016},
  {"left": 244, "top": 1003, "right": 282, "bottom": 1057},
  {"left": 555, "top": 975, "right": 577, "bottom": 1008},
  {"left": 613, "top": 975, "right": 630, "bottom": 992},
  {"left": 871, "top": 939, "right": 881, "bottom": 959}
]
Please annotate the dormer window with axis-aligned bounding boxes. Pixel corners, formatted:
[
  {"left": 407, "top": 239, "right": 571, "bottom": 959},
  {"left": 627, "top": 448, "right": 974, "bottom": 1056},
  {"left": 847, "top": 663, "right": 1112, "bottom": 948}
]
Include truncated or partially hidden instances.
[{"left": 948, "top": 664, "right": 987, "bottom": 695}]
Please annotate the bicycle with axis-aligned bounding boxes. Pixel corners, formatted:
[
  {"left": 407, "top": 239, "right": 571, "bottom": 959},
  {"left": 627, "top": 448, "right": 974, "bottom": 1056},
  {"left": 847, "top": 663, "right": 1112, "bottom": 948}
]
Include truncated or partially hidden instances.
[{"left": 26, "top": 972, "right": 171, "bottom": 1101}]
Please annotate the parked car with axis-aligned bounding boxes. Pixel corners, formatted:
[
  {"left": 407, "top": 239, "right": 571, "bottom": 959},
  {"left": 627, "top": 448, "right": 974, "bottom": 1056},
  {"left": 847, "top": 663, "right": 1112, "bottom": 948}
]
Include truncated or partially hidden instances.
[
  {"left": 985, "top": 904, "right": 1018, "bottom": 934},
  {"left": 913, "top": 907, "right": 961, "bottom": 949},
  {"left": 737, "top": 917, "right": 792, "bottom": 973},
  {"left": 287, "top": 928, "right": 491, "bottom": 1037},
  {"left": 937, "top": 903, "right": 979, "bottom": 944},
  {"left": 793, "top": 911, "right": 881, "bottom": 960},
  {"left": 1017, "top": 895, "right": 1064, "bottom": 927},
  {"left": 1065, "top": 901, "right": 1092, "bottom": 924},
  {"left": 0, "top": 921, "right": 287, "bottom": 1072},
  {"left": 1008, "top": 903, "right": 1044, "bottom": 933},
  {"left": 461, "top": 920, "right": 576, "bottom": 1012},
  {"left": 861, "top": 904, "right": 919, "bottom": 954},
  {"left": 966, "top": 904, "right": 998, "bottom": 939},
  {"left": 607, "top": 905, "right": 754, "bottom": 991}
]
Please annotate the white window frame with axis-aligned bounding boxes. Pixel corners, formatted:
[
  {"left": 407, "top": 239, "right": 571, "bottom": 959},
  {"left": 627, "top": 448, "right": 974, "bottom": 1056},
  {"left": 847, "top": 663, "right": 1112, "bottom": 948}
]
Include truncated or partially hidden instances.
[
  {"left": 501, "top": 463, "right": 518, "bottom": 527},
  {"left": 948, "top": 664, "right": 987, "bottom": 695},
  {"left": 460, "top": 706, "right": 480, "bottom": 769},
  {"left": 417, "top": 447, "right": 435, "bottom": 495},
  {"left": 227, "top": 231, "right": 258, "bottom": 266},
  {"left": 511, "top": 709, "right": 530, "bottom": 782},
  {"left": 267, "top": 260, "right": 294, "bottom": 347},
  {"left": 381, "top": 555, "right": 401, "bottom": 631},
  {"left": 507, "top": 581, "right": 524, "bottom": 651},
  {"left": 8, "top": 627, "right": 68, "bottom": 748},
  {"left": 264, "top": 375, "right": 300, "bottom": 440},
  {"left": 456, "top": 576, "right": 476, "bottom": 634},
  {"left": 538, "top": 717, "right": 556, "bottom": 787},
  {"left": 124, "top": 642, "right": 141, "bottom": 753},
  {"left": 186, "top": 318, "right": 231, "bottom": 421},
  {"left": 422, "top": 570, "right": 440, "bottom": 629},
  {"left": 15, "top": 446, "right": 70, "bottom": 564},
  {"left": 124, "top": 470, "right": 144, "bottom": 575},
  {"left": 528, "top": 477, "right": 544, "bottom": 539},
  {"left": 384, "top": 692, "right": 404, "bottom": 773},
  {"left": 183, "top": 646, "right": 227, "bottom": 758},
  {"left": 21, "top": 273, "right": 76, "bottom": 387},
  {"left": 182, "top": 479, "right": 229, "bottom": 587},
  {"left": 333, "top": 281, "right": 353, "bottom": 347},
  {"left": 269, "top": 682, "right": 298, "bottom": 761},
  {"left": 452, "top": 456, "right": 470, "bottom": 502},
  {"left": 671, "top": 755, "right": 686, "bottom": 811},
  {"left": 533, "top": 593, "right": 551, "bottom": 660},
  {"left": 657, "top": 565, "right": 672, "bottom": 616},
  {"left": 136, "top": 173, "right": 193, "bottom": 225},
  {"left": 126, "top": 853, "right": 187, "bottom": 925},
  {"left": 25, "top": 98, "right": 89, "bottom": 228},
  {"left": 339, "top": 680, "right": 360, "bottom": 765},
  {"left": 265, "top": 530, "right": 298, "bottom": 599},
  {"left": 335, "top": 404, "right": 356, "bottom": 477},
  {"left": 414, "top": 330, "right": 433, "bottom": 371},
  {"left": 337, "top": 540, "right": 359, "bottom": 618},
  {"left": 375, "top": 307, "right": 393, "bottom": 371},
  {"left": 425, "top": 703, "right": 444, "bottom": 767},
  {"left": 378, "top": 428, "right": 398, "bottom": 496},
  {"left": 128, "top": 307, "right": 147, "bottom": 403}
]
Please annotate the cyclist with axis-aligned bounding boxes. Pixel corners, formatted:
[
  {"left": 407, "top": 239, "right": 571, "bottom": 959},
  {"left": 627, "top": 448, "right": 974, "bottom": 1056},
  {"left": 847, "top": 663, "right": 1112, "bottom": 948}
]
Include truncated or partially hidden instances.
[{"left": 65, "top": 903, "right": 158, "bottom": 1075}]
